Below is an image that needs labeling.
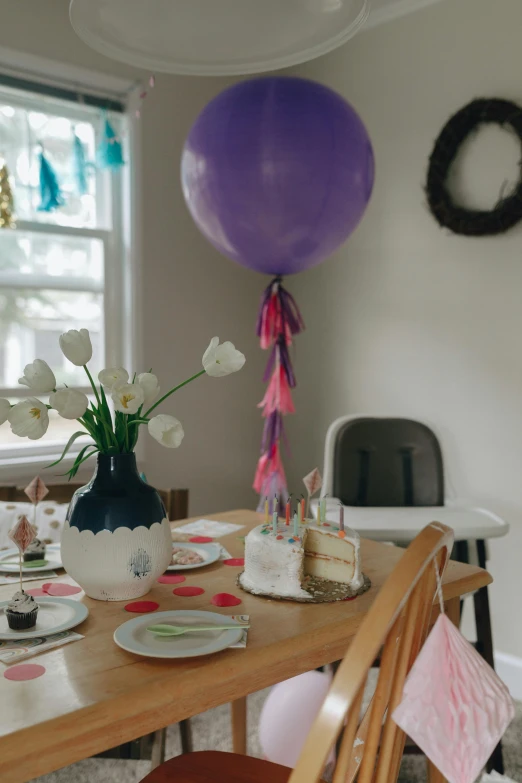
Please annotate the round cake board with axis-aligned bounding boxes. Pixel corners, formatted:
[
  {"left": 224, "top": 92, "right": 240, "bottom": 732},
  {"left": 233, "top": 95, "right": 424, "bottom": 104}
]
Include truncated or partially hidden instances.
[{"left": 237, "top": 573, "right": 371, "bottom": 603}]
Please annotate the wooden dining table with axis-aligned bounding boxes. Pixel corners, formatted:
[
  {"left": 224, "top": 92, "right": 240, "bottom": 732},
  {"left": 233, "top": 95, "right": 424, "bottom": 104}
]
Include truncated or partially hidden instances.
[{"left": 0, "top": 509, "right": 491, "bottom": 783}]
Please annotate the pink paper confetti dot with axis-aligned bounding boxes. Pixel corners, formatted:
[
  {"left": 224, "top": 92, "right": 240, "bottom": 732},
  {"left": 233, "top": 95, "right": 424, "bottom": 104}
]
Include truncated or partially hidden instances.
[
  {"left": 157, "top": 574, "right": 186, "bottom": 584},
  {"left": 43, "top": 583, "right": 82, "bottom": 597},
  {"left": 223, "top": 558, "right": 245, "bottom": 567},
  {"left": 4, "top": 664, "right": 45, "bottom": 681},
  {"left": 211, "top": 593, "right": 242, "bottom": 607},
  {"left": 25, "top": 588, "right": 47, "bottom": 597},
  {"left": 173, "top": 586, "right": 204, "bottom": 597},
  {"left": 276, "top": 535, "right": 284, "bottom": 540},
  {"left": 189, "top": 536, "right": 213, "bottom": 543},
  {"left": 125, "top": 601, "right": 159, "bottom": 613}
]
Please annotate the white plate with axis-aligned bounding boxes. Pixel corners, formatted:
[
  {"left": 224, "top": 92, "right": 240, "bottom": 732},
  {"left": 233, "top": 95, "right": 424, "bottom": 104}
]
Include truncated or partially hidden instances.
[
  {"left": 167, "top": 543, "right": 221, "bottom": 571},
  {"left": 114, "top": 610, "right": 244, "bottom": 659},
  {"left": 0, "top": 596, "right": 88, "bottom": 640},
  {"left": 0, "top": 544, "right": 62, "bottom": 573}
]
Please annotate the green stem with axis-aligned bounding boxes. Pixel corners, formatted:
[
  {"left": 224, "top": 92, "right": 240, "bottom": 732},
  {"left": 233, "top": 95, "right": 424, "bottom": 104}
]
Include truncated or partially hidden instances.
[
  {"left": 83, "top": 365, "right": 102, "bottom": 411},
  {"left": 144, "top": 370, "right": 205, "bottom": 417}
]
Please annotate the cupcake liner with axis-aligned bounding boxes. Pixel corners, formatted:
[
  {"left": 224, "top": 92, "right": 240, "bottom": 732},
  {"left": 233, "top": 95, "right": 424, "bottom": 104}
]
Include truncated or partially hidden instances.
[
  {"left": 6, "top": 607, "right": 38, "bottom": 631},
  {"left": 23, "top": 550, "right": 46, "bottom": 562}
]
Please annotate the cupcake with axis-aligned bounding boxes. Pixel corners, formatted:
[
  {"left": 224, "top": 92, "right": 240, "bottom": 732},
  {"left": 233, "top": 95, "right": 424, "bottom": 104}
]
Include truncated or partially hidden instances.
[
  {"left": 23, "top": 538, "right": 46, "bottom": 563},
  {"left": 5, "top": 591, "right": 39, "bottom": 631}
]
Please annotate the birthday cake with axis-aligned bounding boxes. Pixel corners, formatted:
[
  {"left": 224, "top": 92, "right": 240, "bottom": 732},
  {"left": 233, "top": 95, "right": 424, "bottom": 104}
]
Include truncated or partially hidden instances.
[{"left": 239, "top": 520, "right": 363, "bottom": 600}]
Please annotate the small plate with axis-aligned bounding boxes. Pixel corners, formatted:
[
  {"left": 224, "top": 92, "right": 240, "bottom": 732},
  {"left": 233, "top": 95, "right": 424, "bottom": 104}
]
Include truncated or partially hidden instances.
[
  {"left": 114, "top": 610, "right": 244, "bottom": 659},
  {"left": 0, "top": 544, "right": 62, "bottom": 573},
  {"left": 167, "top": 542, "right": 220, "bottom": 571},
  {"left": 0, "top": 596, "right": 88, "bottom": 640}
]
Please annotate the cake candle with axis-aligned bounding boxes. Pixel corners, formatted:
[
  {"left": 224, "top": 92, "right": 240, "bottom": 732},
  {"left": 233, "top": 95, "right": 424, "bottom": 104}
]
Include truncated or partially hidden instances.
[
  {"left": 298, "top": 498, "right": 303, "bottom": 525},
  {"left": 320, "top": 496, "right": 326, "bottom": 525},
  {"left": 264, "top": 497, "right": 269, "bottom": 525},
  {"left": 300, "top": 497, "right": 305, "bottom": 524},
  {"left": 285, "top": 497, "right": 291, "bottom": 526},
  {"left": 272, "top": 510, "right": 278, "bottom": 536},
  {"left": 339, "top": 504, "right": 345, "bottom": 532},
  {"left": 293, "top": 512, "right": 298, "bottom": 538}
]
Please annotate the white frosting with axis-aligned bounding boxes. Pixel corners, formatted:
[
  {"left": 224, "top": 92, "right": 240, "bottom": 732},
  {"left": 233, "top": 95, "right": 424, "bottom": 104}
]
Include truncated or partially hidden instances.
[
  {"left": 241, "top": 520, "right": 363, "bottom": 599},
  {"left": 7, "top": 590, "right": 37, "bottom": 614}
]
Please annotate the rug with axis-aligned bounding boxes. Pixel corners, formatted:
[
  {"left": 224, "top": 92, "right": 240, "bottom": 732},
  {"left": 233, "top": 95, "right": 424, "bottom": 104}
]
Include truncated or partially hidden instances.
[{"left": 33, "top": 693, "right": 522, "bottom": 783}]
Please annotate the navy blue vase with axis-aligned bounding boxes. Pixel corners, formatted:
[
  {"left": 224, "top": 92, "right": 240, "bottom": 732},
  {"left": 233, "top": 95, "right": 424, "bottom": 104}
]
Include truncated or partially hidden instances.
[{"left": 61, "top": 453, "right": 172, "bottom": 601}]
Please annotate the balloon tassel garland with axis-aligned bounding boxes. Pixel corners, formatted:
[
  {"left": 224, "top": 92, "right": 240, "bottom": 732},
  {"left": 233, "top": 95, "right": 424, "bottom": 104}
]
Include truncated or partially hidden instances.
[{"left": 253, "top": 277, "right": 304, "bottom": 513}]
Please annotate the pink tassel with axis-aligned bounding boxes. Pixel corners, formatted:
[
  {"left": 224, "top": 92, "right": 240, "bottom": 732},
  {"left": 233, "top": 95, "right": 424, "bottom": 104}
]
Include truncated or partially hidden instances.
[
  {"left": 253, "top": 452, "right": 269, "bottom": 494},
  {"left": 258, "top": 367, "right": 295, "bottom": 416}
]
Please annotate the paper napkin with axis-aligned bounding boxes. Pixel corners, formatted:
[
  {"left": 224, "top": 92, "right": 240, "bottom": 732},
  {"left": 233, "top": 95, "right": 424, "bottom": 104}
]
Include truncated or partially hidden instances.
[
  {"left": 229, "top": 615, "right": 250, "bottom": 649},
  {"left": 0, "top": 571, "right": 58, "bottom": 586},
  {"left": 174, "top": 519, "right": 244, "bottom": 537},
  {"left": 0, "top": 630, "right": 84, "bottom": 664}
]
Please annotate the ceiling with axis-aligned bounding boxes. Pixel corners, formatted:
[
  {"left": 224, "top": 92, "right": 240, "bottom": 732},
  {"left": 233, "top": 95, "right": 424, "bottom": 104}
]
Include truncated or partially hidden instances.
[{"left": 366, "top": 0, "right": 446, "bottom": 28}]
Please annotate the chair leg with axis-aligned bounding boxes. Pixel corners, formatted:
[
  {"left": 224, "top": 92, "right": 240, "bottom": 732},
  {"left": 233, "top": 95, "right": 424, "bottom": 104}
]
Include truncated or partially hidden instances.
[
  {"left": 150, "top": 729, "right": 166, "bottom": 770},
  {"left": 179, "top": 719, "right": 193, "bottom": 754},
  {"left": 474, "top": 539, "right": 504, "bottom": 775},
  {"left": 427, "top": 760, "right": 448, "bottom": 782},
  {"left": 231, "top": 697, "right": 247, "bottom": 755}
]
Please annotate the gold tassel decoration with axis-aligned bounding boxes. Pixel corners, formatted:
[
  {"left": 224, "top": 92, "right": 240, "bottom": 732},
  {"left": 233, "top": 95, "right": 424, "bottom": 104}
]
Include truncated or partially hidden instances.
[{"left": 0, "top": 163, "right": 15, "bottom": 228}]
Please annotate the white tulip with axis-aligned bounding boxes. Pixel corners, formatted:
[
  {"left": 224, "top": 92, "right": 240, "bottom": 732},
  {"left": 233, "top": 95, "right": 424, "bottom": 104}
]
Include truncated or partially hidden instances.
[
  {"left": 112, "top": 383, "right": 144, "bottom": 414},
  {"left": 50, "top": 389, "right": 89, "bottom": 420},
  {"left": 202, "top": 337, "right": 246, "bottom": 378},
  {"left": 0, "top": 398, "right": 11, "bottom": 425},
  {"left": 98, "top": 367, "right": 129, "bottom": 389},
  {"left": 18, "top": 359, "right": 56, "bottom": 394},
  {"left": 137, "top": 372, "right": 160, "bottom": 409},
  {"left": 8, "top": 398, "right": 49, "bottom": 440},
  {"left": 148, "top": 415, "right": 184, "bottom": 448},
  {"left": 59, "top": 328, "right": 92, "bottom": 366}
]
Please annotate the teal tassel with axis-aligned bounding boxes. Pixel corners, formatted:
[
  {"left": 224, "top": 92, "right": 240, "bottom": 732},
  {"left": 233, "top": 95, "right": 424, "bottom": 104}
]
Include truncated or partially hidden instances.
[
  {"left": 38, "top": 147, "right": 64, "bottom": 212},
  {"left": 73, "top": 132, "right": 88, "bottom": 195},
  {"left": 98, "top": 118, "right": 124, "bottom": 170},
  {"left": 140, "top": 472, "right": 148, "bottom": 483}
]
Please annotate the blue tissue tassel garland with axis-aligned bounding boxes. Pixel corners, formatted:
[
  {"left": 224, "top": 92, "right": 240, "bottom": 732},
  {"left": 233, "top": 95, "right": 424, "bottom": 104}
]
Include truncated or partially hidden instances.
[
  {"left": 98, "top": 117, "right": 124, "bottom": 170},
  {"left": 73, "top": 132, "right": 88, "bottom": 195},
  {"left": 38, "top": 147, "right": 64, "bottom": 212}
]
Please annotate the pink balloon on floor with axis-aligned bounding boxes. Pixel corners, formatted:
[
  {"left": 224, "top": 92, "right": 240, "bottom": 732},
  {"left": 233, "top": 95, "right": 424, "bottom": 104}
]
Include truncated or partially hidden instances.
[{"left": 259, "top": 671, "right": 332, "bottom": 768}]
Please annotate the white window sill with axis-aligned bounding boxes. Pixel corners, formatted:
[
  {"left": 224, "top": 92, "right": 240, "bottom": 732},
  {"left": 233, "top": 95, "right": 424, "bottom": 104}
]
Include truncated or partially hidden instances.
[{"left": 0, "top": 449, "right": 94, "bottom": 485}]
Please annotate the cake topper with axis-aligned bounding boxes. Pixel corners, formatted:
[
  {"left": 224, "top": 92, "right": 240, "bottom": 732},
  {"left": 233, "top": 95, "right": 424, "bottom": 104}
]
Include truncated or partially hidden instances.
[
  {"left": 303, "top": 467, "right": 322, "bottom": 519},
  {"left": 8, "top": 515, "right": 37, "bottom": 592}
]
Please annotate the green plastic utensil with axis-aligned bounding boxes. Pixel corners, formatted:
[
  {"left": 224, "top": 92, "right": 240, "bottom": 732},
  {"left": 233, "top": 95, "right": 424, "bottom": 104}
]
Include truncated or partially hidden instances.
[{"left": 147, "top": 623, "right": 249, "bottom": 637}]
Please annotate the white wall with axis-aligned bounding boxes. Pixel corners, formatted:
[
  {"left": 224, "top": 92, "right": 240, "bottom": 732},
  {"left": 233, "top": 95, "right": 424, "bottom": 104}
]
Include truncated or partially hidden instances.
[
  {"left": 285, "top": 0, "right": 522, "bottom": 659},
  {"left": 0, "top": 0, "right": 265, "bottom": 516}
]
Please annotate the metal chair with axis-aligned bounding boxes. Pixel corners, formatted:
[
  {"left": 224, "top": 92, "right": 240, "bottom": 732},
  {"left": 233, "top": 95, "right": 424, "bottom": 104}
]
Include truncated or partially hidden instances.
[{"left": 313, "top": 414, "right": 509, "bottom": 773}]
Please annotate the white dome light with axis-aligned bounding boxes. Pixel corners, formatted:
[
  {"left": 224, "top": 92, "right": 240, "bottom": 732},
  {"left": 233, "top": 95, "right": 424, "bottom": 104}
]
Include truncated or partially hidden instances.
[{"left": 69, "top": 0, "right": 369, "bottom": 77}]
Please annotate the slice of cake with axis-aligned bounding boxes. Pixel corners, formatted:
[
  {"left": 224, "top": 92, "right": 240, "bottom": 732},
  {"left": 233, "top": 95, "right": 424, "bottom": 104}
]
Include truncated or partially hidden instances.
[{"left": 240, "top": 520, "right": 363, "bottom": 600}]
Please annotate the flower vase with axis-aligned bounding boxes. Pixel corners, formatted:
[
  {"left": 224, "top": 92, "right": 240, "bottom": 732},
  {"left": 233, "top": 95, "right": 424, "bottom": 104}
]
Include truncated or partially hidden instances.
[{"left": 61, "top": 454, "right": 172, "bottom": 601}]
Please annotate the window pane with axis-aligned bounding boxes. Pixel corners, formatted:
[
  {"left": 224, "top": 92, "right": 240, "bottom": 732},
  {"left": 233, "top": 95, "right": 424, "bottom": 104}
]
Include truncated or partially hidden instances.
[
  {"left": 0, "top": 95, "right": 113, "bottom": 229},
  {"left": 0, "top": 400, "right": 88, "bottom": 450},
  {"left": 0, "top": 395, "right": 97, "bottom": 452},
  {"left": 0, "top": 230, "right": 103, "bottom": 282},
  {"left": 0, "top": 289, "right": 103, "bottom": 388}
]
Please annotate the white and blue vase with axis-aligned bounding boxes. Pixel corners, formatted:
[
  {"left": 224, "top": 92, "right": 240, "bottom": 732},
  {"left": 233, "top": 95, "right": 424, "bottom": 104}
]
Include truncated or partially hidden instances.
[{"left": 61, "top": 453, "right": 172, "bottom": 601}]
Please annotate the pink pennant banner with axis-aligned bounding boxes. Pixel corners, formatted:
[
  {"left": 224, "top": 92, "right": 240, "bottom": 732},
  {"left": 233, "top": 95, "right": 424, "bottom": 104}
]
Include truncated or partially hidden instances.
[{"left": 24, "top": 476, "right": 49, "bottom": 504}]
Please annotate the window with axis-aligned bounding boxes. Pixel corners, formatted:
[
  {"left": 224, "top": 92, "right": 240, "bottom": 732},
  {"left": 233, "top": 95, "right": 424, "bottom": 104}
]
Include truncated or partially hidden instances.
[{"left": 0, "top": 81, "right": 131, "bottom": 471}]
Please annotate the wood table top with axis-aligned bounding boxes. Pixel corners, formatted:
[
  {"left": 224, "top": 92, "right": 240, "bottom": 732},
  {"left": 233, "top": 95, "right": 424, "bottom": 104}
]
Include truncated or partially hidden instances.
[{"left": 0, "top": 509, "right": 491, "bottom": 783}]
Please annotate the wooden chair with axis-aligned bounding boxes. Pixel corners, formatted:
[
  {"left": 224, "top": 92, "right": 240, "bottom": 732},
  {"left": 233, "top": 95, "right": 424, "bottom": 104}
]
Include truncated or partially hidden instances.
[
  {"left": 0, "top": 482, "right": 191, "bottom": 766},
  {"left": 139, "top": 522, "right": 455, "bottom": 783},
  {"left": 319, "top": 414, "right": 507, "bottom": 772}
]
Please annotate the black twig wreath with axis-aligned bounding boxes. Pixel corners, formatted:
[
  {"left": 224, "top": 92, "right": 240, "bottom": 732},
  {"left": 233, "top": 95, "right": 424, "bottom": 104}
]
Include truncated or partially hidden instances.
[{"left": 426, "top": 98, "right": 522, "bottom": 236}]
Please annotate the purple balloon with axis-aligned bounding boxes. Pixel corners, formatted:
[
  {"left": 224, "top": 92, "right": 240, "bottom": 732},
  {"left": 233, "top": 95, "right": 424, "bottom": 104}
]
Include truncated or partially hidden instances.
[{"left": 181, "top": 77, "right": 374, "bottom": 276}]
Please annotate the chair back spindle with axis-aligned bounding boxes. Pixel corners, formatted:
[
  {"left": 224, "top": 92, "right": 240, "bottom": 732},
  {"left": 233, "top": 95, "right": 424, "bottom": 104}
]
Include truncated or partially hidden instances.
[{"left": 288, "top": 522, "right": 454, "bottom": 783}]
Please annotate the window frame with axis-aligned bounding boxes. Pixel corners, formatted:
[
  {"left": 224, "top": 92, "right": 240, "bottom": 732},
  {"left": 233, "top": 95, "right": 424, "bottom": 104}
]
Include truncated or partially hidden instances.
[{"left": 0, "top": 71, "right": 138, "bottom": 481}]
